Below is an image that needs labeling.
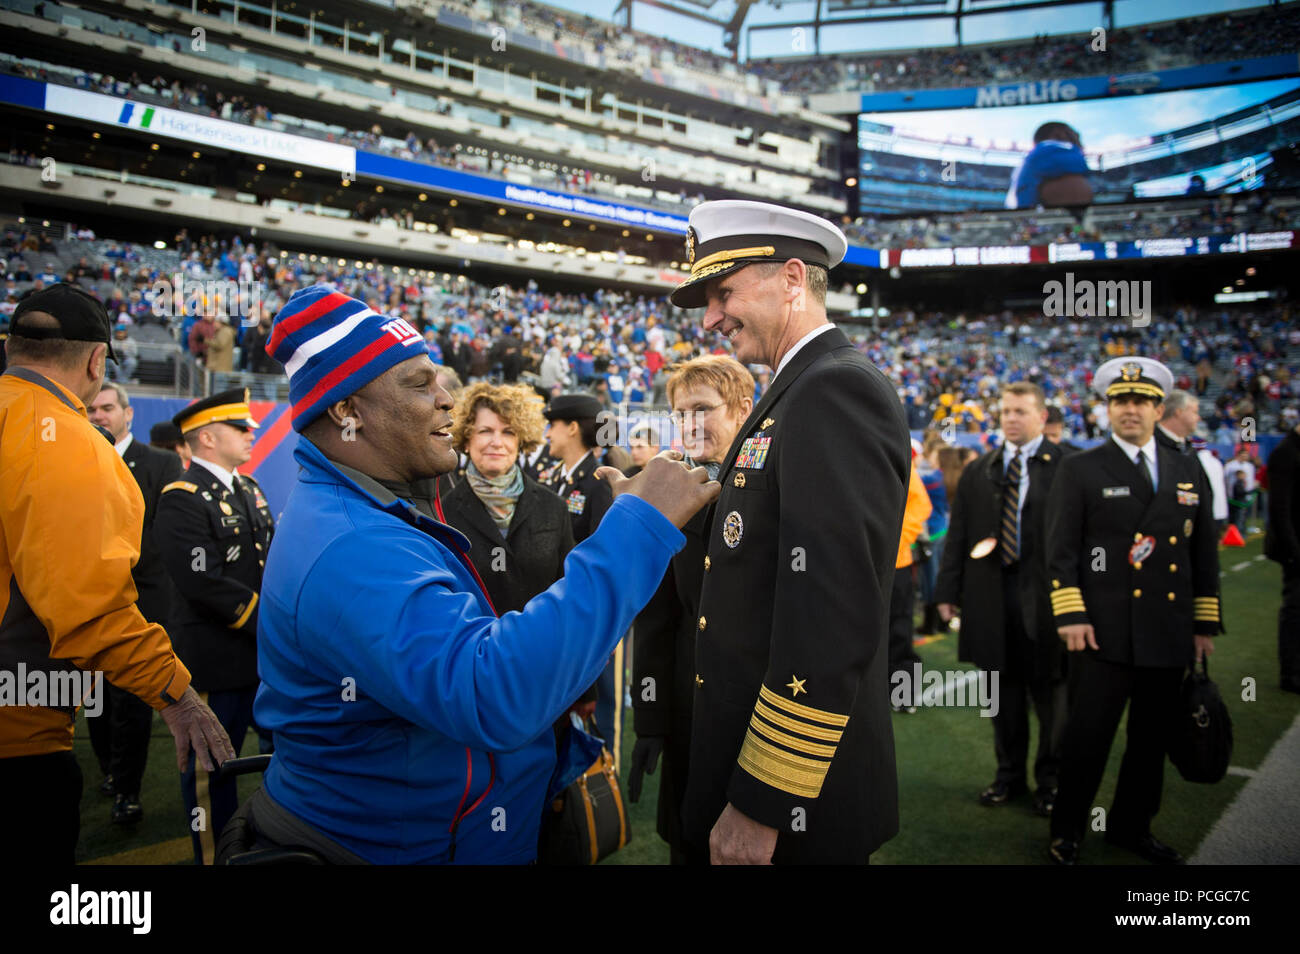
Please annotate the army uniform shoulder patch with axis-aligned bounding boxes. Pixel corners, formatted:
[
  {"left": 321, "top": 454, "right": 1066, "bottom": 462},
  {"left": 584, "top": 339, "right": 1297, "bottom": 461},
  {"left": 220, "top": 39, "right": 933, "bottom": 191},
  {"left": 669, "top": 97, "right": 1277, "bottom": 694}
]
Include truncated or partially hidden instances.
[{"left": 162, "top": 481, "right": 198, "bottom": 494}]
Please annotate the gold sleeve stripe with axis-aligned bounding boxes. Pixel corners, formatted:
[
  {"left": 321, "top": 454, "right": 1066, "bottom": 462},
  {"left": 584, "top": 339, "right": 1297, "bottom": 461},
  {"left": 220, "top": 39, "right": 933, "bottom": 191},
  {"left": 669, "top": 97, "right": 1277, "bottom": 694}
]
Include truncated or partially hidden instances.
[
  {"left": 758, "top": 684, "right": 849, "bottom": 728},
  {"left": 749, "top": 714, "right": 839, "bottom": 759},
  {"left": 754, "top": 699, "right": 844, "bottom": 743},
  {"left": 737, "top": 730, "right": 827, "bottom": 798},
  {"left": 1051, "top": 601, "right": 1087, "bottom": 613},
  {"left": 230, "top": 592, "right": 259, "bottom": 629},
  {"left": 162, "top": 480, "right": 198, "bottom": 494}
]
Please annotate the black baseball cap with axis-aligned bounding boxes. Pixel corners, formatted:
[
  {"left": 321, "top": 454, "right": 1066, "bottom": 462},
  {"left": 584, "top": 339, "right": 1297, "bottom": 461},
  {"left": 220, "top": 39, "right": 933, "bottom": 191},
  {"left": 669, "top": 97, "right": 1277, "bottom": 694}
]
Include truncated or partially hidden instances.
[{"left": 10, "top": 283, "right": 116, "bottom": 361}]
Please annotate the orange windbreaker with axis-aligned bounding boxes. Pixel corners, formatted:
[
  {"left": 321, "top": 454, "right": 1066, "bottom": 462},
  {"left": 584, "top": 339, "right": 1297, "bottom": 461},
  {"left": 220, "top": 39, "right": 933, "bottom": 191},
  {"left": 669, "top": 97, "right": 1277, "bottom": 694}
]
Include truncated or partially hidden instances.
[
  {"left": 895, "top": 459, "right": 933, "bottom": 569},
  {"left": 0, "top": 369, "right": 191, "bottom": 757}
]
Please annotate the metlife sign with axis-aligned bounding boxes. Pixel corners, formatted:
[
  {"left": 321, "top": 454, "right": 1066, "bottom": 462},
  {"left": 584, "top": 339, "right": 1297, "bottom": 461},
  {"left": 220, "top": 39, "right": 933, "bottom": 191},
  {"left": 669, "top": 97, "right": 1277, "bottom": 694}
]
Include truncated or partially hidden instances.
[{"left": 43, "top": 85, "right": 356, "bottom": 176}]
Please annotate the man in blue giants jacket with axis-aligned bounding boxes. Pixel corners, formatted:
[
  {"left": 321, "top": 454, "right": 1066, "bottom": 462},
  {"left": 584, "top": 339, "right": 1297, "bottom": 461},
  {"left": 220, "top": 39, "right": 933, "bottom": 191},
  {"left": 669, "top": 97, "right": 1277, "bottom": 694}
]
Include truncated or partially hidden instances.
[{"left": 251, "top": 286, "right": 718, "bottom": 863}]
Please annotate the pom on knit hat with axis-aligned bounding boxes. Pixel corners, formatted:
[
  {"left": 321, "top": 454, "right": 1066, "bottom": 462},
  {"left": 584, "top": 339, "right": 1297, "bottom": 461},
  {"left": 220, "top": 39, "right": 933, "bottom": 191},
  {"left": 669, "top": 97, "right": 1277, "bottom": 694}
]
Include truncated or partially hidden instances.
[{"left": 267, "top": 285, "right": 430, "bottom": 432}]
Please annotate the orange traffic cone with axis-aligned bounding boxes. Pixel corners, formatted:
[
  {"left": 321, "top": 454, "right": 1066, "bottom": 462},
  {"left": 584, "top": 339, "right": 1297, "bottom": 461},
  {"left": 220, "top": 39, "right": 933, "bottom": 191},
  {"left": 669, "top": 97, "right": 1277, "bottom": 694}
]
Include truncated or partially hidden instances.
[{"left": 1222, "top": 525, "right": 1245, "bottom": 547}]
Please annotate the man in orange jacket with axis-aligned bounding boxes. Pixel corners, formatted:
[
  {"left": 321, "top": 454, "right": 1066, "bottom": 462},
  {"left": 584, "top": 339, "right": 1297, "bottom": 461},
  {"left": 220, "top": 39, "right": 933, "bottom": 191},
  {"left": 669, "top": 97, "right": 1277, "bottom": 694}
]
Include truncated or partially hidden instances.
[
  {"left": 0, "top": 284, "right": 235, "bottom": 863},
  {"left": 888, "top": 452, "right": 934, "bottom": 711}
]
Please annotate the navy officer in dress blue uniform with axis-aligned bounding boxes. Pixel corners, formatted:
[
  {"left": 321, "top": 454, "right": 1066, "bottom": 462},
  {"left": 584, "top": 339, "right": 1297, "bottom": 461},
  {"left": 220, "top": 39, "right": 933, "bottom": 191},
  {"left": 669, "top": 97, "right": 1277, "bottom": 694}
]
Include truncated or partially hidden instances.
[
  {"left": 672, "top": 200, "right": 911, "bottom": 864},
  {"left": 1045, "top": 357, "right": 1221, "bottom": 865},
  {"left": 153, "top": 387, "right": 276, "bottom": 864}
]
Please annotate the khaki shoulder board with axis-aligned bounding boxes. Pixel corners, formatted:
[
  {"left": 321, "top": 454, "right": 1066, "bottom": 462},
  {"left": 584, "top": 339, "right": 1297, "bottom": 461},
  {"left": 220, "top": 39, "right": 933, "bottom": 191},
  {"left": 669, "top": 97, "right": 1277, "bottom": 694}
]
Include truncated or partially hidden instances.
[{"left": 162, "top": 480, "right": 199, "bottom": 494}]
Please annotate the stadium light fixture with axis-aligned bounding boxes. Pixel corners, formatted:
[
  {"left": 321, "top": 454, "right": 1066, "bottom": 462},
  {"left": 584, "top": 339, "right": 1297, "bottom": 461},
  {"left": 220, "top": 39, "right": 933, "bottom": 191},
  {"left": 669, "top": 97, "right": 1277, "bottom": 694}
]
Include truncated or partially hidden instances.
[
  {"left": 92, "top": 132, "right": 100, "bottom": 139},
  {"left": 856, "top": 283, "right": 867, "bottom": 294},
  {"left": 153, "top": 241, "right": 166, "bottom": 250},
  {"left": 419, "top": 193, "right": 427, "bottom": 201},
  {"left": 294, "top": 170, "right": 304, "bottom": 178},
  {"left": 46, "top": 124, "right": 54, "bottom": 131},
  {"left": 150, "top": 143, "right": 159, "bottom": 151},
  {"left": 192, "top": 151, "right": 201, "bottom": 159},
  {"left": 1246, "top": 267, "right": 1257, "bottom": 276},
  {"left": 526, "top": 213, "right": 535, "bottom": 220},
  {"left": 257, "top": 163, "right": 266, "bottom": 171},
  {"left": 450, "top": 199, "right": 458, "bottom": 206},
  {"left": 845, "top": 177, "right": 857, "bottom": 187},
  {"left": 375, "top": 184, "right": 383, "bottom": 192},
  {"left": 563, "top": 219, "right": 571, "bottom": 227}
]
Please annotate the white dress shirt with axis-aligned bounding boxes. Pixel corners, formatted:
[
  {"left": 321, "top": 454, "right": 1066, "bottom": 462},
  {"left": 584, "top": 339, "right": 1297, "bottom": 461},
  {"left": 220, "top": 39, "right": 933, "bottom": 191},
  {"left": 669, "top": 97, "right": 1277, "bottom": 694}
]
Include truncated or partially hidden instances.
[
  {"left": 1111, "top": 433, "right": 1159, "bottom": 491},
  {"left": 1002, "top": 433, "right": 1043, "bottom": 551},
  {"left": 114, "top": 433, "right": 133, "bottom": 458},
  {"left": 190, "top": 455, "right": 238, "bottom": 494},
  {"left": 773, "top": 323, "right": 835, "bottom": 382},
  {"left": 557, "top": 451, "right": 593, "bottom": 491}
]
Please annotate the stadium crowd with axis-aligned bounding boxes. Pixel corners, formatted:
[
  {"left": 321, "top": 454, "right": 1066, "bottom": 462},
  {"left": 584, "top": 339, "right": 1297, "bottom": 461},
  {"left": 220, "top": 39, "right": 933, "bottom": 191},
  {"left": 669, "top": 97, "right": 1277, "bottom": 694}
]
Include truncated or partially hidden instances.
[
  {"left": 4, "top": 221, "right": 1296, "bottom": 456},
  {"left": 752, "top": 5, "right": 1300, "bottom": 94}
]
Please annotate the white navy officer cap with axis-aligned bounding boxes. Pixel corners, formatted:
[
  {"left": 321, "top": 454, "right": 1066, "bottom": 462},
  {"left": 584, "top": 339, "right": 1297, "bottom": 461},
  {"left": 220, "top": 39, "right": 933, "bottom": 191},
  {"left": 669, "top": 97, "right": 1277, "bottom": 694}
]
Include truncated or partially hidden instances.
[
  {"left": 1093, "top": 356, "right": 1174, "bottom": 402},
  {"left": 669, "top": 200, "right": 848, "bottom": 309}
]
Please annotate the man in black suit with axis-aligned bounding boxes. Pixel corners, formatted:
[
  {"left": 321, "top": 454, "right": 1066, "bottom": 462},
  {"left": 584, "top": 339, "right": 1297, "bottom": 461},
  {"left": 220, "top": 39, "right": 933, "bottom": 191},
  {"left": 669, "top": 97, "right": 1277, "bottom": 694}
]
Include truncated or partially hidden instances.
[
  {"left": 1046, "top": 358, "right": 1221, "bottom": 865},
  {"left": 1155, "top": 389, "right": 1197, "bottom": 457},
  {"left": 1265, "top": 418, "right": 1300, "bottom": 693},
  {"left": 670, "top": 200, "right": 910, "bottom": 864},
  {"left": 86, "top": 382, "right": 183, "bottom": 825},
  {"left": 1043, "top": 405, "right": 1082, "bottom": 454},
  {"left": 936, "top": 381, "right": 1067, "bottom": 816}
]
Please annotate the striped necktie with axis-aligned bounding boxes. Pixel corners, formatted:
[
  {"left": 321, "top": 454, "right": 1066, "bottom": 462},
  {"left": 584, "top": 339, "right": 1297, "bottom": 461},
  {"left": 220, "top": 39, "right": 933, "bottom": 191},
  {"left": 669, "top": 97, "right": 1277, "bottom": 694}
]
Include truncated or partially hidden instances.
[{"left": 1000, "top": 447, "right": 1022, "bottom": 565}]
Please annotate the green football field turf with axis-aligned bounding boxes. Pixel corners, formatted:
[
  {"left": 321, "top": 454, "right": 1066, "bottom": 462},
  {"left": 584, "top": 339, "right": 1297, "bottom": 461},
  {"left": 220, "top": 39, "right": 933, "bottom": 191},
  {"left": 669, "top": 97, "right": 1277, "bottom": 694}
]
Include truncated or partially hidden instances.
[{"left": 71, "top": 533, "right": 1295, "bottom": 865}]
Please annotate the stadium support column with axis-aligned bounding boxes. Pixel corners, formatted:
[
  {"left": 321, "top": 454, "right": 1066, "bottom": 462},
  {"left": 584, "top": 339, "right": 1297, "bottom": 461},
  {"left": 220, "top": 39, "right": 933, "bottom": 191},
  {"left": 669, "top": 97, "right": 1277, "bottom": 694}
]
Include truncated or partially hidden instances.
[
  {"left": 955, "top": 0, "right": 964, "bottom": 47},
  {"left": 1103, "top": 0, "right": 1113, "bottom": 32}
]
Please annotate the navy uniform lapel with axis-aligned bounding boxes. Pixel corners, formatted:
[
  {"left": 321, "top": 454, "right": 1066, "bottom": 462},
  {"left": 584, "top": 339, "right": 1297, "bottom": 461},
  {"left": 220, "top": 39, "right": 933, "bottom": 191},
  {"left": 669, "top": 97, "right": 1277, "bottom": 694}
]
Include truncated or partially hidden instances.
[{"left": 718, "top": 326, "right": 848, "bottom": 478}]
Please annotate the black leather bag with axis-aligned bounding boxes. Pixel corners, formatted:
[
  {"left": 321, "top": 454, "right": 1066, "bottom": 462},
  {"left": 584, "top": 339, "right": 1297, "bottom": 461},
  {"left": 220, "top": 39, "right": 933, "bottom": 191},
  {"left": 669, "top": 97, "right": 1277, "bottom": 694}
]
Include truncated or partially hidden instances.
[
  {"left": 537, "top": 746, "right": 630, "bottom": 865},
  {"left": 1168, "top": 658, "right": 1233, "bottom": 784}
]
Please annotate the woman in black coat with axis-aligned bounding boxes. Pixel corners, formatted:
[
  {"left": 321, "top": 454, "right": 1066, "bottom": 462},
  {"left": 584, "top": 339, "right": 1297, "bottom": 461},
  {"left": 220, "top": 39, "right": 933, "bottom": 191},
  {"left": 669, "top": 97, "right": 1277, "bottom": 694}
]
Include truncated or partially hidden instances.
[
  {"left": 439, "top": 382, "right": 575, "bottom": 615},
  {"left": 629, "top": 355, "right": 753, "bottom": 864}
]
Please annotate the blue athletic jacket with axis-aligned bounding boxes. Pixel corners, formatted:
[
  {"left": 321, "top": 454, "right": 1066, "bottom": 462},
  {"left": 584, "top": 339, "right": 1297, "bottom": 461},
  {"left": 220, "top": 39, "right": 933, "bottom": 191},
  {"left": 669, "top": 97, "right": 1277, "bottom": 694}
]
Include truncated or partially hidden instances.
[{"left": 254, "top": 438, "right": 684, "bottom": 863}]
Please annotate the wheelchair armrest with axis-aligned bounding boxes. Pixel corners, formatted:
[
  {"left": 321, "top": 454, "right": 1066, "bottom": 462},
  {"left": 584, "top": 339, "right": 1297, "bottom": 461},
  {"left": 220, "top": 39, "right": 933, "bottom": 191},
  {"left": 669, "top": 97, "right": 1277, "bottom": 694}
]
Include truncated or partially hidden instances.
[{"left": 213, "top": 754, "right": 272, "bottom": 782}]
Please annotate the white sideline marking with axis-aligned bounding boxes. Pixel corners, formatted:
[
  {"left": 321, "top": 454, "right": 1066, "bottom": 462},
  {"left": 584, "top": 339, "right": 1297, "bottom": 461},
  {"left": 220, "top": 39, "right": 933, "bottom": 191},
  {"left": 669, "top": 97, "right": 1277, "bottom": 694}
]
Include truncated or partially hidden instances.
[{"left": 1226, "top": 766, "right": 1257, "bottom": 778}]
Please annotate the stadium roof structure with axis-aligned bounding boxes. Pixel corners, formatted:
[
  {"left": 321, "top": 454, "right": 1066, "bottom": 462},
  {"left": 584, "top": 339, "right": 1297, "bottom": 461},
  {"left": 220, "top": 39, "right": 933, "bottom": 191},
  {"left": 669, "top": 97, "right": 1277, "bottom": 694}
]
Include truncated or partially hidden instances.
[{"left": 612, "top": 0, "right": 1129, "bottom": 59}]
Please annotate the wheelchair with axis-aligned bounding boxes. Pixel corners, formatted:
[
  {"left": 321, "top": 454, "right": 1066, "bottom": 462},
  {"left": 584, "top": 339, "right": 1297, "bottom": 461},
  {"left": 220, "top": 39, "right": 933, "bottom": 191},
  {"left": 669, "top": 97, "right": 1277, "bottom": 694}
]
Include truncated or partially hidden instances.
[{"left": 212, "top": 755, "right": 329, "bottom": 865}]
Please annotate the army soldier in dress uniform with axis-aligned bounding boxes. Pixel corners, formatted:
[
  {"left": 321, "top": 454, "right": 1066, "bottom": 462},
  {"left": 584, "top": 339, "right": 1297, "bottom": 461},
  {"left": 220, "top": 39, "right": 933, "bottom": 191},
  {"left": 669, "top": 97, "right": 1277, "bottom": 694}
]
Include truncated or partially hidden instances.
[
  {"left": 154, "top": 387, "right": 276, "bottom": 864},
  {"left": 1045, "top": 357, "right": 1221, "bottom": 866},
  {"left": 671, "top": 200, "right": 911, "bottom": 864}
]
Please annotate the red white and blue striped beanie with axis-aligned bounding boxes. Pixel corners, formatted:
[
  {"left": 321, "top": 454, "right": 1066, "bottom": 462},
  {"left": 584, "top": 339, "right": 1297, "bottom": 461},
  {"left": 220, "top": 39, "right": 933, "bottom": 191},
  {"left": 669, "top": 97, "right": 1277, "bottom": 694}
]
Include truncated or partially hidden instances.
[{"left": 267, "top": 285, "right": 429, "bottom": 432}]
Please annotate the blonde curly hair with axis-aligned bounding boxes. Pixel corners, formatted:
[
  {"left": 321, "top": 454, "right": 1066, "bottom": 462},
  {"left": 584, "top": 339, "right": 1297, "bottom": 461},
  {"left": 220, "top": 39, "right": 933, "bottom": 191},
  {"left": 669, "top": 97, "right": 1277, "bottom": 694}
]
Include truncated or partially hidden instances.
[{"left": 451, "top": 381, "right": 547, "bottom": 456}]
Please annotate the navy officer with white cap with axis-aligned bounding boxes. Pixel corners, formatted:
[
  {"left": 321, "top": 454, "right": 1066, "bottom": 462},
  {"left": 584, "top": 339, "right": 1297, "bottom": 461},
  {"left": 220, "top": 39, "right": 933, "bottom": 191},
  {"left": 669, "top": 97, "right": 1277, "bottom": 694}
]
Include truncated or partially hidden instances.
[
  {"left": 671, "top": 199, "right": 911, "bottom": 864},
  {"left": 1045, "top": 356, "right": 1221, "bottom": 865}
]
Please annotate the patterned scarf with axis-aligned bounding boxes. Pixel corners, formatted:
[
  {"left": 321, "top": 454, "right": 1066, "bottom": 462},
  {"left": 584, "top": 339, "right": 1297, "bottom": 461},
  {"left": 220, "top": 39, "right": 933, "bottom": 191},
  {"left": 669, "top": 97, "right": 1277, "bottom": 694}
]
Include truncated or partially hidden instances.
[{"left": 466, "top": 460, "right": 525, "bottom": 536}]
